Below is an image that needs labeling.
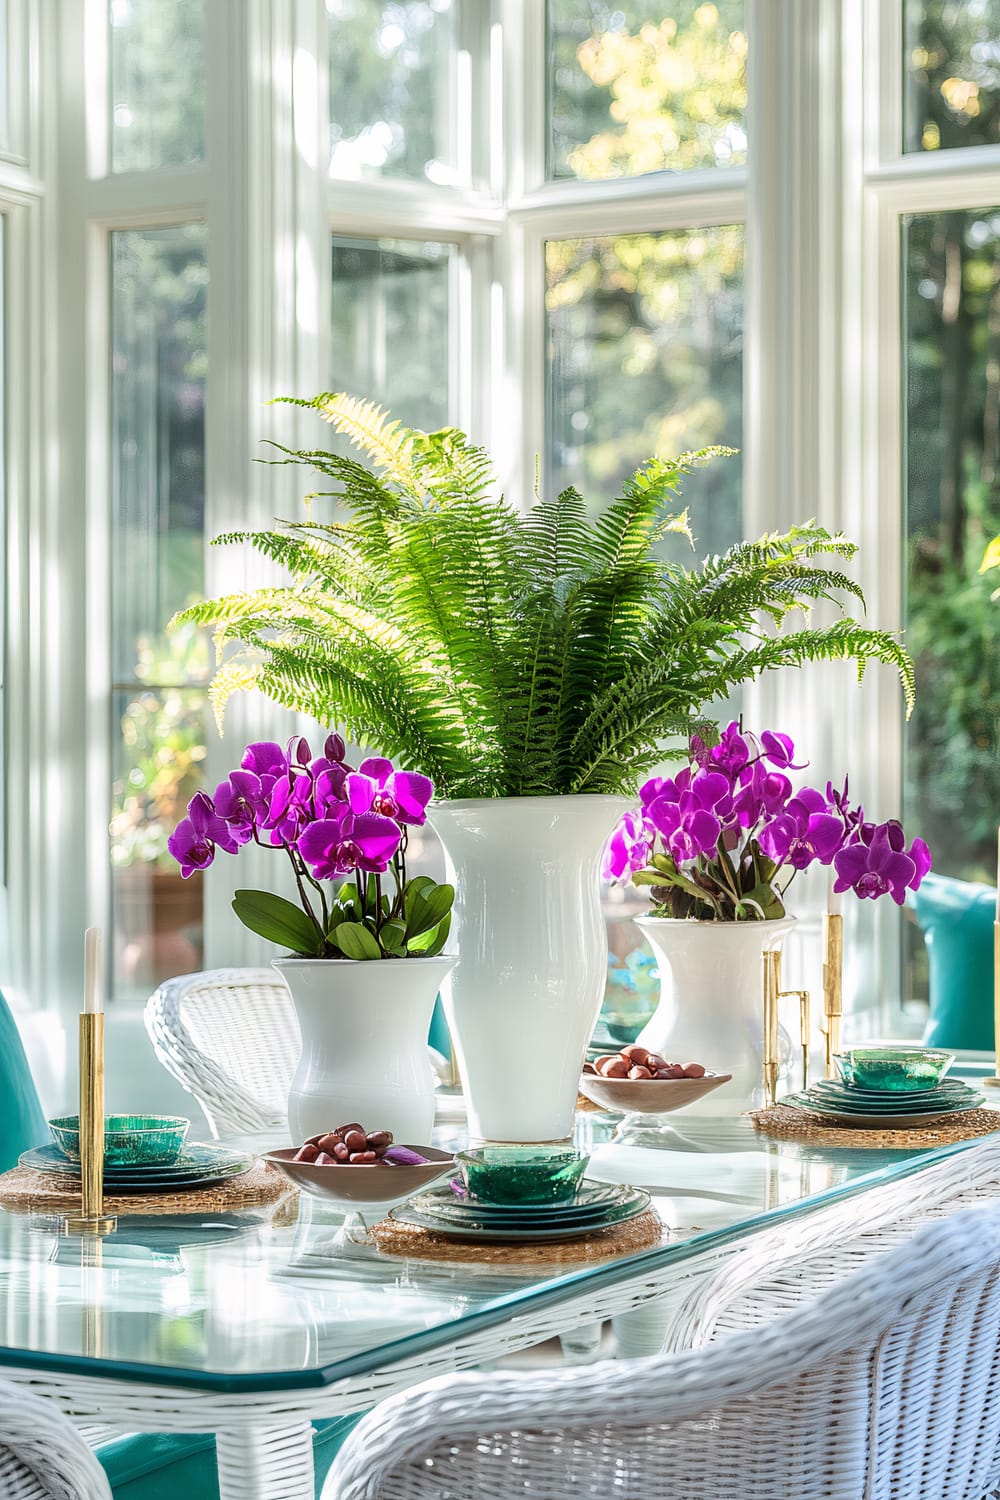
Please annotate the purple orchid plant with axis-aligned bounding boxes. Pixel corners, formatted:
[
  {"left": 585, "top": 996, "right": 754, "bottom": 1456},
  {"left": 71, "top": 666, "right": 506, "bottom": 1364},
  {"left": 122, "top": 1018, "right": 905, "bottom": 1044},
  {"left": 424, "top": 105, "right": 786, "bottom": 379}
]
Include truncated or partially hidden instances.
[
  {"left": 168, "top": 734, "right": 453, "bottom": 960},
  {"left": 604, "top": 721, "right": 932, "bottom": 922}
]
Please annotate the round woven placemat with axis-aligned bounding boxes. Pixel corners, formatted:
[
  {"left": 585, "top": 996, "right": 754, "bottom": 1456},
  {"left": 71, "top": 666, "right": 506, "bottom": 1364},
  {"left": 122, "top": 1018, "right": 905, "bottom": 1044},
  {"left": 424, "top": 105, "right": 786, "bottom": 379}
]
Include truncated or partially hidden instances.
[
  {"left": 749, "top": 1104, "right": 1000, "bottom": 1148},
  {"left": 370, "top": 1207, "right": 665, "bottom": 1266},
  {"left": 0, "top": 1160, "right": 295, "bottom": 1216}
]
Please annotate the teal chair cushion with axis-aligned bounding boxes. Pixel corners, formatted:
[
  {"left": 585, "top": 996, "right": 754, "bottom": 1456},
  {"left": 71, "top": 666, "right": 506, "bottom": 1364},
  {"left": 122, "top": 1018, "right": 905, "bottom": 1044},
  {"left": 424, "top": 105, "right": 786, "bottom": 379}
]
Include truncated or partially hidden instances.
[
  {"left": 0, "top": 988, "right": 48, "bottom": 1170},
  {"left": 911, "top": 872, "right": 996, "bottom": 1051},
  {"left": 98, "top": 1415, "right": 364, "bottom": 1498}
]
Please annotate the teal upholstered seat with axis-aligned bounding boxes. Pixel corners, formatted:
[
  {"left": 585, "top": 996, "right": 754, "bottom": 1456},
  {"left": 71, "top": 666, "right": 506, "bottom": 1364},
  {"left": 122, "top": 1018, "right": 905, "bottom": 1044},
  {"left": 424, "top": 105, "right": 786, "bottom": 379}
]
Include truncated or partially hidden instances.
[
  {"left": 911, "top": 872, "right": 996, "bottom": 1051},
  {"left": 98, "top": 1417, "right": 363, "bottom": 1498},
  {"left": 0, "top": 989, "right": 48, "bottom": 1171}
]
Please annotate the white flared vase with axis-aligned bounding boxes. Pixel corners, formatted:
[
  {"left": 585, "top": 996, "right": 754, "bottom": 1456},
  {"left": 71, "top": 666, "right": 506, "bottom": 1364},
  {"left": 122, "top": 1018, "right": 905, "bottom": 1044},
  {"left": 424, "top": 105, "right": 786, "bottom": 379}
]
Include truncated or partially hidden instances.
[
  {"left": 429, "top": 796, "right": 632, "bottom": 1143},
  {"left": 274, "top": 955, "right": 455, "bottom": 1144},
  {"left": 635, "top": 917, "right": 796, "bottom": 1113}
]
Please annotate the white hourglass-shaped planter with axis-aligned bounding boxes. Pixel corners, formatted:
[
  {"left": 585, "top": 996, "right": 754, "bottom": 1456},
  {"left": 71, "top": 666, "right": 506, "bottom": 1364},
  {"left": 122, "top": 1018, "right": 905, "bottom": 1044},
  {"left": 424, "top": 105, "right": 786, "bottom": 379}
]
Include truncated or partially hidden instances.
[
  {"left": 274, "top": 954, "right": 456, "bottom": 1144},
  {"left": 634, "top": 916, "right": 797, "bottom": 1112}
]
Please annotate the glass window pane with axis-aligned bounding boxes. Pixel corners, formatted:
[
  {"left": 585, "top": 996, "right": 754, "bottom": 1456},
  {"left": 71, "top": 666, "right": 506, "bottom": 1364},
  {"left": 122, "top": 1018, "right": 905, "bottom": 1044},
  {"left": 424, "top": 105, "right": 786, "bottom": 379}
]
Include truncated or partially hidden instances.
[
  {"left": 903, "top": 1, "right": 1000, "bottom": 153},
  {"left": 331, "top": 237, "right": 452, "bottom": 430},
  {"left": 545, "top": 226, "right": 744, "bottom": 555},
  {"left": 903, "top": 207, "right": 1000, "bottom": 1007},
  {"left": 110, "top": 687, "right": 207, "bottom": 1001},
  {"left": 110, "top": 224, "right": 208, "bottom": 1000},
  {"left": 548, "top": 1, "right": 747, "bottom": 181},
  {"left": 328, "top": 0, "right": 458, "bottom": 183},
  {"left": 110, "top": 0, "right": 205, "bottom": 172}
]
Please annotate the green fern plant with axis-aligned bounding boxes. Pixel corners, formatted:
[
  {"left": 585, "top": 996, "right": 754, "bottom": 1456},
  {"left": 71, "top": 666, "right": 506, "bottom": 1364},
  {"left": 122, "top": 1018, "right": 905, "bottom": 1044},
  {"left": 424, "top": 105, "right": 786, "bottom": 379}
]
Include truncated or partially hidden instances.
[{"left": 173, "top": 393, "right": 915, "bottom": 798}]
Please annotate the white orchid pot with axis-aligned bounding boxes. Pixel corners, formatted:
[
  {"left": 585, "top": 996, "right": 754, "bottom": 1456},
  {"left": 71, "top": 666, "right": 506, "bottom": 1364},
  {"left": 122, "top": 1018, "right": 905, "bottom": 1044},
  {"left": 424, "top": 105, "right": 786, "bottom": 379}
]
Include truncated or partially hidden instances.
[
  {"left": 429, "top": 796, "right": 632, "bottom": 1143},
  {"left": 635, "top": 916, "right": 797, "bottom": 1113},
  {"left": 274, "top": 955, "right": 456, "bottom": 1144}
]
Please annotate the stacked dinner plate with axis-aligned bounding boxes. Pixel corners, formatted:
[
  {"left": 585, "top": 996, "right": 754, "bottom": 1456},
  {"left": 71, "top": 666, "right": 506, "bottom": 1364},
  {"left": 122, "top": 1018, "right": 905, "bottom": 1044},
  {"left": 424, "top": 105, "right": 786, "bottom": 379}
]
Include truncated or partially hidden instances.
[
  {"left": 781, "top": 1075, "right": 985, "bottom": 1129},
  {"left": 19, "top": 1142, "right": 255, "bottom": 1193},
  {"left": 391, "top": 1180, "right": 651, "bottom": 1243}
]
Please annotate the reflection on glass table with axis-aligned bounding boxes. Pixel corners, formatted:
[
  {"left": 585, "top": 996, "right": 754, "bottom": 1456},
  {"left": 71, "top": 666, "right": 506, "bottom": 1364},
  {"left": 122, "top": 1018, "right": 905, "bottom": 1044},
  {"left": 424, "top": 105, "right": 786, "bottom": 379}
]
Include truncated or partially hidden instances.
[{"left": 0, "top": 1114, "right": 994, "bottom": 1391}]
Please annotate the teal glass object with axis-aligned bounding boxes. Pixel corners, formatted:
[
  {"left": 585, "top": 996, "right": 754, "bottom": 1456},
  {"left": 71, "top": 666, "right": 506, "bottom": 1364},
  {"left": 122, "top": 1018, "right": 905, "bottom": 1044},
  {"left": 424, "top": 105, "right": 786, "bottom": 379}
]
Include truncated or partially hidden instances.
[
  {"left": 455, "top": 1147, "right": 589, "bottom": 1205},
  {"left": 833, "top": 1048, "right": 955, "bottom": 1092},
  {"left": 48, "top": 1114, "right": 190, "bottom": 1166}
]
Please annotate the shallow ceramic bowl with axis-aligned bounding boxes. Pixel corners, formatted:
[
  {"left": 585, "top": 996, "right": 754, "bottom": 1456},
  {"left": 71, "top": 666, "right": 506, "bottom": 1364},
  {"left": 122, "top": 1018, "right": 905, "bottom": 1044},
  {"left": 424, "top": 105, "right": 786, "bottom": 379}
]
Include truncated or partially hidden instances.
[
  {"left": 264, "top": 1146, "right": 455, "bottom": 1205},
  {"left": 579, "top": 1071, "right": 732, "bottom": 1113},
  {"left": 49, "top": 1114, "right": 190, "bottom": 1166},
  {"left": 833, "top": 1047, "right": 955, "bottom": 1092},
  {"left": 455, "top": 1147, "right": 590, "bottom": 1205}
]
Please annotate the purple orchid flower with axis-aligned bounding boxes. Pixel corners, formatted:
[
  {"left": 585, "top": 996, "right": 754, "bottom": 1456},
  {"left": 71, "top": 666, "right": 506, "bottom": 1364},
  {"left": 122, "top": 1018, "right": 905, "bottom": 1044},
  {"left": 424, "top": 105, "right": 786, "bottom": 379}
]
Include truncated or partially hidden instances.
[
  {"left": 263, "top": 773, "right": 314, "bottom": 846},
  {"left": 167, "top": 791, "right": 239, "bottom": 878},
  {"left": 212, "top": 779, "right": 256, "bottom": 845},
  {"left": 647, "top": 769, "right": 731, "bottom": 865},
  {"left": 708, "top": 721, "right": 750, "bottom": 777},
  {"left": 241, "top": 742, "right": 288, "bottom": 778},
  {"left": 758, "top": 787, "right": 845, "bottom": 870},
  {"left": 759, "top": 730, "right": 807, "bottom": 770},
  {"left": 602, "top": 811, "right": 655, "bottom": 881},
  {"left": 344, "top": 757, "right": 433, "bottom": 826},
  {"left": 298, "top": 807, "right": 402, "bottom": 878},
  {"left": 833, "top": 822, "right": 919, "bottom": 905},
  {"left": 731, "top": 761, "right": 792, "bottom": 829}
]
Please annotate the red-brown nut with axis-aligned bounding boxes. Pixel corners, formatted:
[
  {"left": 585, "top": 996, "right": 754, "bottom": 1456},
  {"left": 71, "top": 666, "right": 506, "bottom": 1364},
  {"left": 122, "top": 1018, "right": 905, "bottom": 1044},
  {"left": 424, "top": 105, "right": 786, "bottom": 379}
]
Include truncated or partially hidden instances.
[
  {"left": 316, "top": 1133, "right": 340, "bottom": 1155},
  {"left": 592, "top": 1054, "right": 617, "bottom": 1072},
  {"left": 601, "top": 1058, "right": 630, "bottom": 1078},
  {"left": 314, "top": 1151, "right": 336, "bottom": 1164},
  {"left": 344, "top": 1130, "right": 368, "bottom": 1153},
  {"left": 628, "top": 1065, "right": 653, "bottom": 1080},
  {"left": 333, "top": 1141, "right": 350, "bottom": 1161},
  {"left": 644, "top": 1052, "right": 667, "bottom": 1071},
  {"left": 621, "top": 1045, "right": 650, "bottom": 1065},
  {"left": 654, "top": 1068, "right": 673, "bottom": 1079},
  {"left": 663, "top": 1063, "right": 685, "bottom": 1079},
  {"left": 366, "top": 1130, "right": 392, "bottom": 1149},
  {"left": 305, "top": 1133, "right": 327, "bottom": 1147},
  {"left": 349, "top": 1150, "right": 377, "bottom": 1163},
  {"left": 338, "top": 1124, "right": 365, "bottom": 1138},
  {"left": 683, "top": 1062, "right": 707, "bottom": 1078},
  {"left": 294, "top": 1143, "right": 319, "bottom": 1162}
]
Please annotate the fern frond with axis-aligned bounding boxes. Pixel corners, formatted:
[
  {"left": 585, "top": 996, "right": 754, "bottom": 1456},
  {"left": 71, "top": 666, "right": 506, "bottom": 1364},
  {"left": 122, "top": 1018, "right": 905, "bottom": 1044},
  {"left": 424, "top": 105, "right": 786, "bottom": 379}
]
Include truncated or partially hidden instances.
[
  {"left": 183, "top": 399, "right": 916, "bottom": 797},
  {"left": 209, "top": 660, "right": 263, "bottom": 734}
]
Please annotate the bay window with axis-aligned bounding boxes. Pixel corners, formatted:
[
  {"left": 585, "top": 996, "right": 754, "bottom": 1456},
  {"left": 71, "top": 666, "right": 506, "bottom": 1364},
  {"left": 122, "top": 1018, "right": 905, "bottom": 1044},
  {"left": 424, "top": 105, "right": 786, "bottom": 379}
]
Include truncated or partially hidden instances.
[{"left": 6, "top": 0, "right": 990, "bottom": 1054}]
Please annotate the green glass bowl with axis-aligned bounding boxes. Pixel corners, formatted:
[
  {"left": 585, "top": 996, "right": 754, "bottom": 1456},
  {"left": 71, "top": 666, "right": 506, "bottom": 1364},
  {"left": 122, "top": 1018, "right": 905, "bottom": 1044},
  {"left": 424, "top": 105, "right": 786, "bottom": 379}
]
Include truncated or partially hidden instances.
[
  {"left": 455, "top": 1147, "right": 589, "bottom": 1205},
  {"left": 833, "top": 1047, "right": 956, "bottom": 1093},
  {"left": 48, "top": 1114, "right": 190, "bottom": 1167}
]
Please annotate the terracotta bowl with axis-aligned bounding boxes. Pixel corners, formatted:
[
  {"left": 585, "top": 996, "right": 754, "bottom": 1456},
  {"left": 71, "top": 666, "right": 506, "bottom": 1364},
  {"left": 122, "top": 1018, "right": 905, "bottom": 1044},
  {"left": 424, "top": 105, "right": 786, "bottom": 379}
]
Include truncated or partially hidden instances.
[
  {"left": 264, "top": 1145, "right": 455, "bottom": 1205},
  {"left": 579, "top": 1071, "right": 733, "bottom": 1114}
]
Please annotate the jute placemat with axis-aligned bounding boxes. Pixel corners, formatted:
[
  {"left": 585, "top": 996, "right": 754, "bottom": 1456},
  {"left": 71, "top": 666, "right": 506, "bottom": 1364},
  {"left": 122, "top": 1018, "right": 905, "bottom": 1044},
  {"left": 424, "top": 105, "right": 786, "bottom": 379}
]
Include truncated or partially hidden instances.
[
  {"left": 749, "top": 1104, "right": 1000, "bottom": 1148},
  {"left": 370, "top": 1207, "right": 665, "bottom": 1266},
  {"left": 0, "top": 1160, "right": 296, "bottom": 1216}
]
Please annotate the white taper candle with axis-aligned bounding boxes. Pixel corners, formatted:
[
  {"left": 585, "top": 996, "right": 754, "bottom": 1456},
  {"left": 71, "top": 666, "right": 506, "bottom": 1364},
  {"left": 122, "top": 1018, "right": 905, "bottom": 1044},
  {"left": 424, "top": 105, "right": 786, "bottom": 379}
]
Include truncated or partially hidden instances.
[{"left": 84, "top": 928, "right": 103, "bottom": 1015}]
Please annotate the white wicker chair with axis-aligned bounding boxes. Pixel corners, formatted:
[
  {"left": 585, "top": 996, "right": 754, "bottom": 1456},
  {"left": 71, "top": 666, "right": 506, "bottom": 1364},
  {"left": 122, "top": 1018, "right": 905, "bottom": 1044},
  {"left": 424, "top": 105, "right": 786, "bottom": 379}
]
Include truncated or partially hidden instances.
[
  {"left": 0, "top": 1378, "right": 111, "bottom": 1498},
  {"left": 145, "top": 968, "right": 300, "bottom": 1136},
  {"left": 325, "top": 1202, "right": 1000, "bottom": 1500},
  {"left": 660, "top": 1134, "right": 1000, "bottom": 1356}
]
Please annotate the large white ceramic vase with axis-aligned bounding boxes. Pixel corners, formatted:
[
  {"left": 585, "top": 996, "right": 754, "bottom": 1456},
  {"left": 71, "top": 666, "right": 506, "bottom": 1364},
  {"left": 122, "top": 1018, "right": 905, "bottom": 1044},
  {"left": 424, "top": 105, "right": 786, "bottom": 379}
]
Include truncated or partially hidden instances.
[
  {"left": 429, "top": 796, "right": 632, "bottom": 1143},
  {"left": 635, "top": 916, "right": 796, "bottom": 1113},
  {"left": 274, "top": 955, "right": 455, "bottom": 1144}
]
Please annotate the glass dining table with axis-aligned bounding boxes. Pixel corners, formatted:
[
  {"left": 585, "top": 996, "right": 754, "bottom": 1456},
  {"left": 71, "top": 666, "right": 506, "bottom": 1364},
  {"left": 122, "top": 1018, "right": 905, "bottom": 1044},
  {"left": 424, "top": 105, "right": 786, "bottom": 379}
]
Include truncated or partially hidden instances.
[{"left": 0, "top": 1110, "right": 996, "bottom": 1500}]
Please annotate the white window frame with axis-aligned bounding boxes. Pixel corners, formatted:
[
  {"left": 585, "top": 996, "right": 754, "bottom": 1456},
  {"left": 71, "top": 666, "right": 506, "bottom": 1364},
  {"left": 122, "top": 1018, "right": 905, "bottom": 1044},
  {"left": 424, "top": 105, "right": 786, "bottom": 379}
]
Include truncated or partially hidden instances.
[{"left": 20, "top": 0, "right": 988, "bottom": 1037}]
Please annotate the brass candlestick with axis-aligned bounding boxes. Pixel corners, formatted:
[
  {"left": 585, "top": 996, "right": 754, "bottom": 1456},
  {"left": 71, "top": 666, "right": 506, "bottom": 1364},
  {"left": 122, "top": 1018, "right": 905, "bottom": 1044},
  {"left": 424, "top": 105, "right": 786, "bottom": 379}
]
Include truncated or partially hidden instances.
[
  {"left": 762, "top": 950, "right": 781, "bottom": 1107},
  {"left": 63, "top": 930, "right": 116, "bottom": 1235},
  {"left": 821, "top": 912, "right": 843, "bottom": 1079}
]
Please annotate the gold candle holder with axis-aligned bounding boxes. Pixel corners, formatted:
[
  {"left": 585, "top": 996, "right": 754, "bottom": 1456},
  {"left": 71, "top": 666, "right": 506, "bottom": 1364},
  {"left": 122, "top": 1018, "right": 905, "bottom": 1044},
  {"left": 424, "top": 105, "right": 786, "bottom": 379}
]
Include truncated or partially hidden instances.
[
  {"left": 762, "top": 950, "right": 781, "bottom": 1107},
  {"left": 821, "top": 912, "right": 843, "bottom": 1079},
  {"left": 62, "top": 1011, "right": 116, "bottom": 1236}
]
